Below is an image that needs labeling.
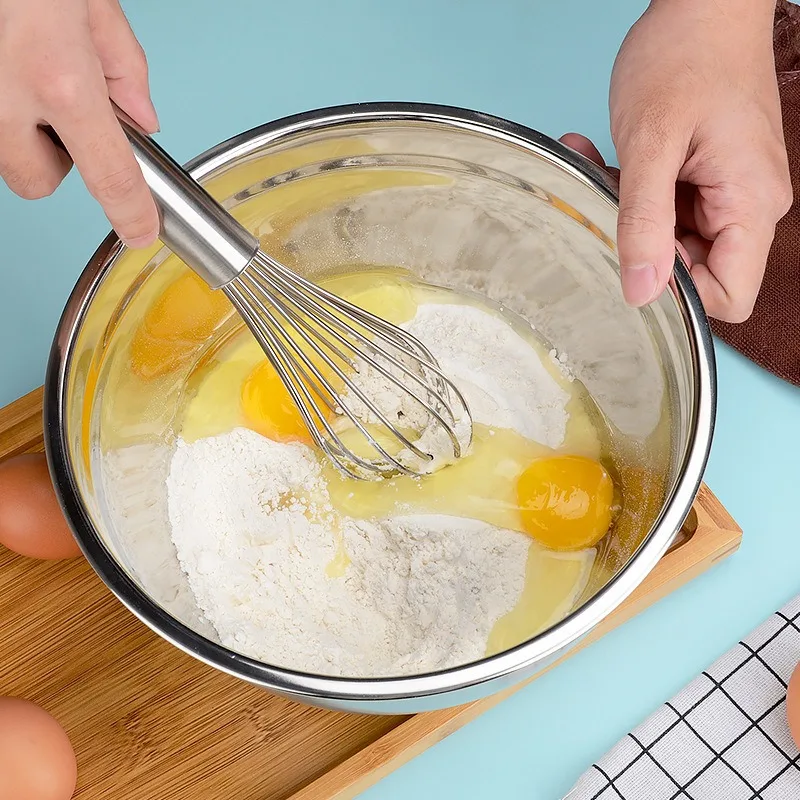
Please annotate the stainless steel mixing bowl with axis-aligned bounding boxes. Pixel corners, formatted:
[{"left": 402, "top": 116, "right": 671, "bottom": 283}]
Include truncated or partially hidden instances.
[{"left": 44, "top": 103, "right": 716, "bottom": 713}]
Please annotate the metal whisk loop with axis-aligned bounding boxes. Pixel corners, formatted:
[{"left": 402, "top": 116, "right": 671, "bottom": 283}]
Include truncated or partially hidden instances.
[
  {"left": 224, "top": 253, "right": 474, "bottom": 479},
  {"left": 225, "top": 279, "right": 425, "bottom": 478},
  {"left": 232, "top": 275, "right": 430, "bottom": 460},
  {"left": 250, "top": 255, "right": 471, "bottom": 432},
  {"left": 245, "top": 258, "right": 470, "bottom": 448}
]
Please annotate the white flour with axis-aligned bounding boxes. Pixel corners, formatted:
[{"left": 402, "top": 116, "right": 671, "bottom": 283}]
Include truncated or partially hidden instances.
[
  {"left": 166, "top": 300, "right": 571, "bottom": 677},
  {"left": 404, "top": 303, "right": 570, "bottom": 448}
]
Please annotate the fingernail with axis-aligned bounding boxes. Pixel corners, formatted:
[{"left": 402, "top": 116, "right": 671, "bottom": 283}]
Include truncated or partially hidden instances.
[
  {"left": 149, "top": 101, "right": 161, "bottom": 133},
  {"left": 621, "top": 264, "right": 658, "bottom": 307}
]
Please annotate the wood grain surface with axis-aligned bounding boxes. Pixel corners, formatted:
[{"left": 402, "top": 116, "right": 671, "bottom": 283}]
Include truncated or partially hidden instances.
[{"left": 0, "top": 389, "right": 742, "bottom": 800}]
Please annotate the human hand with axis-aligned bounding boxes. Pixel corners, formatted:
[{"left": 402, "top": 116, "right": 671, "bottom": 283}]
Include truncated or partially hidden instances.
[
  {"left": 0, "top": 0, "right": 159, "bottom": 247},
  {"left": 567, "top": 0, "right": 792, "bottom": 323}
]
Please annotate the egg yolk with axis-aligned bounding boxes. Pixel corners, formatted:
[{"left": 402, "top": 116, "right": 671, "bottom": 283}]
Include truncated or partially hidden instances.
[
  {"left": 516, "top": 455, "right": 614, "bottom": 551},
  {"left": 130, "top": 270, "right": 232, "bottom": 380},
  {"left": 241, "top": 357, "right": 334, "bottom": 446}
]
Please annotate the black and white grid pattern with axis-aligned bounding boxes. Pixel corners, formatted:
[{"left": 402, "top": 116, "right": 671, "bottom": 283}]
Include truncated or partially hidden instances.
[{"left": 566, "top": 594, "right": 800, "bottom": 799}]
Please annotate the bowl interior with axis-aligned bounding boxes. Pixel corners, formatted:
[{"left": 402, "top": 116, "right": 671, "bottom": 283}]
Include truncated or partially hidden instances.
[{"left": 59, "top": 111, "right": 699, "bottom": 679}]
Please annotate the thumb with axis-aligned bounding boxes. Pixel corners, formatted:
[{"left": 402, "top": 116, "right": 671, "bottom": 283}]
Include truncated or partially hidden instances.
[
  {"left": 616, "top": 140, "right": 683, "bottom": 307},
  {"left": 89, "top": 0, "right": 160, "bottom": 133}
]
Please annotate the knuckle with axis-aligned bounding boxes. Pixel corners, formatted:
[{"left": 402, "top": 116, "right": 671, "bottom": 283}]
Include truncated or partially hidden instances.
[
  {"left": 614, "top": 96, "right": 675, "bottom": 162},
  {"left": 756, "top": 138, "right": 793, "bottom": 216},
  {"left": 112, "top": 41, "right": 150, "bottom": 84},
  {"left": 132, "top": 43, "right": 150, "bottom": 77},
  {"left": 92, "top": 165, "right": 141, "bottom": 205},
  {"left": 2, "top": 165, "right": 60, "bottom": 200},
  {"left": 715, "top": 288, "right": 757, "bottom": 324},
  {"left": 626, "top": 128, "right": 668, "bottom": 166},
  {"left": 775, "top": 176, "right": 793, "bottom": 217},
  {"left": 36, "top": 71, "right": 84, "bottom": 112},
  {"left": 118, "top": 207, "right": 158, "bottom": 244},
  {"left": 617, "top": 200, "right": 661, "bottom": 237}
]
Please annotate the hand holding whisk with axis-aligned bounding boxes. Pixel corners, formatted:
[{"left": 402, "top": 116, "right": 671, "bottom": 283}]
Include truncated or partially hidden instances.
[{"left": 114, "top": 106, "right": 473, "bottom": 479}]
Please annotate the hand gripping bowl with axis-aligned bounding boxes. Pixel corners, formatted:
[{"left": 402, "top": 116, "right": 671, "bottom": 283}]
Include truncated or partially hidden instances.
[{"left": 44, "top": 103, "right": 715, "bottom": 714}]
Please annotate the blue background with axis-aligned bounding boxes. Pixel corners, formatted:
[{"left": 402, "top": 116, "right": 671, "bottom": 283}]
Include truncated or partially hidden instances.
[{"left": 2, "top": 2, "right": 799, "bottom": 798}]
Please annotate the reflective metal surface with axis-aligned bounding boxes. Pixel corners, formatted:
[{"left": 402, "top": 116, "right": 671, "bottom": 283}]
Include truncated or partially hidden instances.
[
  {"left": 44, "top": 102, "right": 716, "bottom": 713},
  {"left": 225, "top": 252, "right": 473, "bottom": 479},
  {"left": 116, "top": 104, "right": 259, "bottom": 288},
  {"left": 119, "top": 103, "right": 474, "bottom": 477}
]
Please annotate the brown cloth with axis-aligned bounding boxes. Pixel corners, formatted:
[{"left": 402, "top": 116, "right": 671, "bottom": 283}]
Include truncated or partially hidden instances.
[{"left": 710, "top": 0, "right": 800, "bottom": 386}]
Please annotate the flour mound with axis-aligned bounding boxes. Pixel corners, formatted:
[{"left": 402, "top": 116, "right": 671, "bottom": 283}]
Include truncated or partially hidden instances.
[
  {"left": 167, "top": 427, "right": 528, "bottom": 677},
  {"left": 166, "top": 299, "right": 572, "bottom": 678},
  {"left": 404, "top": 303, "right": 569, "bottom": 447}
]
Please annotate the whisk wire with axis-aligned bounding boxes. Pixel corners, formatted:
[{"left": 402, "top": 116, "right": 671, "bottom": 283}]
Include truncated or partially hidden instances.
[
  {"left": 226, "top": 279, "right": 425, "bottom": 478},
  {"left": 248, "top": 256, "right": 470, "bottom": 441},
  {"left": 225, "top": 289, "right": 328, "bottom": 434},
  {"left": 222, "top": 256, "right": 475, "bottom": 477},
  {"left": 233, "top": 275, "right": 428, "bottom": 462},
  {"left": 245, "top": 265, "right": 462, "bottom": 448},
  {"left": 226, "top": 287, "right": 383, "bottom": 480},
  {"left": 263, "top": 255, "right": 442, "bottom": 363}
]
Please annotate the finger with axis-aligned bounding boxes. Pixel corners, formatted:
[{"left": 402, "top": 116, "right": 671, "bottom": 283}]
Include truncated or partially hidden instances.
[
  {"left": 616, "top": 135, "right": 685, "bottom": 307},
  {"left": 49, "top": 82, "right": 159, "bottom": 247},
  {"left": 558, "top": 132, "right": 623, "bottom": 184},
  {"left": 561, "top": 135, "right": 698, "bottom": 240},
  {"left": 677, "top": 231, "right": 711, "bottom": 269},
  {"left": 674, "top": 237, "right": 696, "bottom": 269},
  {"left": 559, "top": 133, "right": 607, "bottom": 168},
  {"left": 687, "top": 222, "right": 774, "bottom": 323},
  {"left": 0, "top": 122, "right": 72, "bottom": 200},
  {"left": 89, "top": 0, "right": 159, "bottom": 133}
]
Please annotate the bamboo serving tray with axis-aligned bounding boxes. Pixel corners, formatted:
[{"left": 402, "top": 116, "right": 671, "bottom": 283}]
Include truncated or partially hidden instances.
[{"left": 0, "top": 387, "right": 742, "bottom": 800}]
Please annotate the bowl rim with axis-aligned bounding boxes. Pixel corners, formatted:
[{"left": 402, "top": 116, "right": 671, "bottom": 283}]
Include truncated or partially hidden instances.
[{"left": 44, "top": 101, "right": 717, "bottom": 703}]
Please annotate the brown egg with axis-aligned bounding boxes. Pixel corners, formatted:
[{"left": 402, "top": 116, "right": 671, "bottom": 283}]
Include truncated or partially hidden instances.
[
  {"left": 787, "top": 661, "right": 800, "bottom": 749},
  {"left": 0, "top": 697, "right": 77, "bottom": 800},
  {"left": 0, "top": 453, "right": 81, "bottom": 560}
]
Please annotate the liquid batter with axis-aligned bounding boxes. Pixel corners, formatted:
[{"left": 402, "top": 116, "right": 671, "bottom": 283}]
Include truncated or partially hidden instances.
[{"left": 157, "top": 269, "right": 619, "bottom": 657}]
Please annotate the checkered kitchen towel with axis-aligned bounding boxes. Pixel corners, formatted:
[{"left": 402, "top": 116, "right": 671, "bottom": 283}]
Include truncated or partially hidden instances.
[{"left": 566, "top": 594, "right": 800, "bottom": 799}]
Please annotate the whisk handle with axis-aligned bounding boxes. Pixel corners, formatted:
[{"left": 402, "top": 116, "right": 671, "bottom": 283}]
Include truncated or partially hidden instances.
[{"left": 114, "top": 104, "right": 259, "bottom": 289}]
